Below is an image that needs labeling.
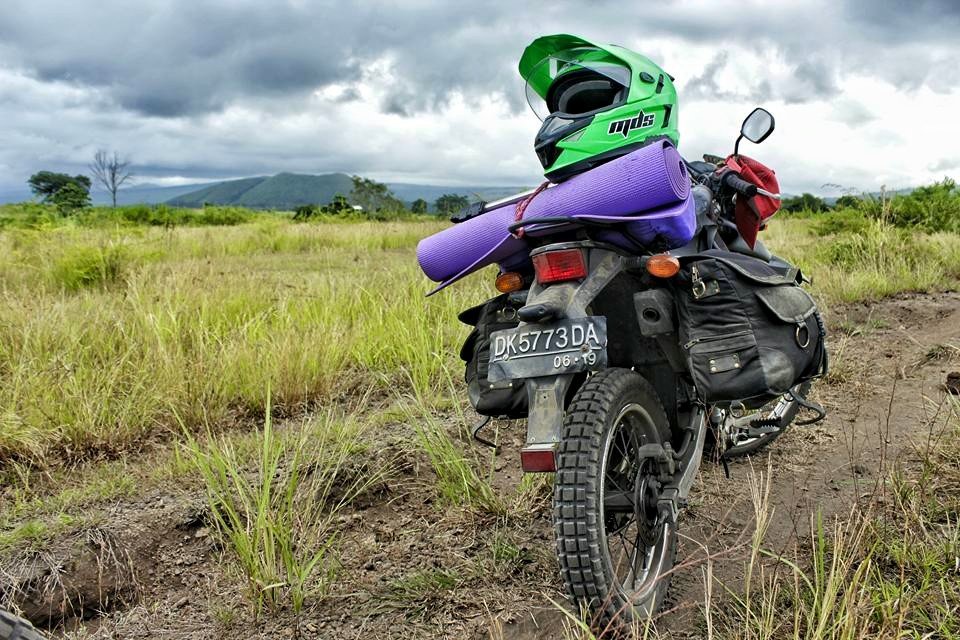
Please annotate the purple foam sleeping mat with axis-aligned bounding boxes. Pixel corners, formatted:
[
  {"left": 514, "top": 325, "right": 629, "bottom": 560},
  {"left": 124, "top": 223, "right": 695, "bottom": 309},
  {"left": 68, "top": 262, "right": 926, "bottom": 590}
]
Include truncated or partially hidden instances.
[{"left": 417, "top": 140, "right": 694, "bottom": 292}]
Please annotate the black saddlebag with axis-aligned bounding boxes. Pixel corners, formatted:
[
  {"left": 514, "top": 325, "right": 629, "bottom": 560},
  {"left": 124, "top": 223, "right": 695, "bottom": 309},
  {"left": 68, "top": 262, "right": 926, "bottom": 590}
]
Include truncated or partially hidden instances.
[
  {"left": 459, "top": 294, "right": 528, "bottom": 418},
  {"left": 675, "top": 250, "right": 827, "bottom": 407}
]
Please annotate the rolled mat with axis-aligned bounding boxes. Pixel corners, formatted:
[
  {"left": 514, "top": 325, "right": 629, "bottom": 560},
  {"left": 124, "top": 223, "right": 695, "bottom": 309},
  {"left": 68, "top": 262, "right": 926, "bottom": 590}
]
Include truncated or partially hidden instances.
[
  {"left": 417, "top": 139, "right": 689, "bottom": 286},
  {"left": 586, "top": 195, "right": 697, "bottom": 252}
]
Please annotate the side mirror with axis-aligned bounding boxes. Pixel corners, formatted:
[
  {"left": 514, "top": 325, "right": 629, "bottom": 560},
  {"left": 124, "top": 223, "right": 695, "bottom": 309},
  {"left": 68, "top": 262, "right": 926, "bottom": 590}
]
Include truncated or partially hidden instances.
[{"left": 741, "top": 107, "right": 775, "bottom": 143}]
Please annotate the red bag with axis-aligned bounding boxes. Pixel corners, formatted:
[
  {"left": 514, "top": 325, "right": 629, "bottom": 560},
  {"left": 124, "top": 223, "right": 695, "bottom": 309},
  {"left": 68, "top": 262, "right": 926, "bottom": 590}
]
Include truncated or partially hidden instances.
[{"left": 725, "top": 155, "right": 780, "bottom": 248}]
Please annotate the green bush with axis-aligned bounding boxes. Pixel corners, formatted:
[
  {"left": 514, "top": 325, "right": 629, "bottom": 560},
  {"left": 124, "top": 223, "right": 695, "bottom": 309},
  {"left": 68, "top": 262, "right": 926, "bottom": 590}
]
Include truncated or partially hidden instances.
[
  {"left": 812, "top": 208, "right": 871, "bottom": 236},
  {"left": 781, "top": 193, "right": 827, "bottom": 214},
  {"left": 0, "top": 203, "right": 59, "bottom": 228},
  {"left": 76, "top": 204, "right": 254, "bottom": 227},
  {"left": 49, "top": 243, "right": 129, "bottom": 291},
  {"left": 50, "top": 183, "right": 91, "bottom": 215},
  {"left": 191, "top": 206, "right": 254, "bottom": 226},
  {"left": 293, "top": 204, "right": 320, "bottom": 220},
  {"left": 816, "top": 219, "right": 938, "bottom": 270},
  {"left": 884, "top": 179, "right": 960, "bottom": 233}
]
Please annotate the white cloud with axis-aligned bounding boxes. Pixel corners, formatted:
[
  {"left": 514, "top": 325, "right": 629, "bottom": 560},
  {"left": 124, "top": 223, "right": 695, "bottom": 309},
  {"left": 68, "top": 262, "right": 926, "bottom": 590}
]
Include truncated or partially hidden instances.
[{"left": 0, "top": 0, "right": 958, "bottom": 196}]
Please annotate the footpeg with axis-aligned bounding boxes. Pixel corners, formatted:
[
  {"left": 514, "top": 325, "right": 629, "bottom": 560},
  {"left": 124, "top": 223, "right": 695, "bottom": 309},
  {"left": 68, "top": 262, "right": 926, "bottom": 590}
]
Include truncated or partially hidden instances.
[{"left": 746, "top": 416, "right": 783, "bottom": 437}]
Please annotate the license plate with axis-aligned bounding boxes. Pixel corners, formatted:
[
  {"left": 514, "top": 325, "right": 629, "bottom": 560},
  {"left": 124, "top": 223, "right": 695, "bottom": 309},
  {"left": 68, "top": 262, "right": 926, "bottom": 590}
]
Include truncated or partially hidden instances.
[{"left": 487, "top": 317, "right": 607, "bottom": 382}]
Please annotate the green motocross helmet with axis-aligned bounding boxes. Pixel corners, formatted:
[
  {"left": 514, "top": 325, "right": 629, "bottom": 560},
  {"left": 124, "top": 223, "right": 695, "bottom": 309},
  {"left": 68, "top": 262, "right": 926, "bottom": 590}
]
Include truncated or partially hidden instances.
[{"left": 519, "top": 34, "right": 679, "bottom": 182}]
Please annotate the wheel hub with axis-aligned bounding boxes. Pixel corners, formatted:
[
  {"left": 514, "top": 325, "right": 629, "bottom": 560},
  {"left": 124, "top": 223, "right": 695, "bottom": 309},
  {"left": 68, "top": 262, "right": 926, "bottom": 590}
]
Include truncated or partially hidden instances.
[{"left": 634, "top": 460, "right": 662, "bottom": 547}]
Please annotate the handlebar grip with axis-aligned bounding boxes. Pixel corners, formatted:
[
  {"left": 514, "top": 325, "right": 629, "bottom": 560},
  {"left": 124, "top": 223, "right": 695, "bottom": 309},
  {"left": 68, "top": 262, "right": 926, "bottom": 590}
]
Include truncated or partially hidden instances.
[{"left": 722, "top": 172, "right": 758, "bottom": 198}]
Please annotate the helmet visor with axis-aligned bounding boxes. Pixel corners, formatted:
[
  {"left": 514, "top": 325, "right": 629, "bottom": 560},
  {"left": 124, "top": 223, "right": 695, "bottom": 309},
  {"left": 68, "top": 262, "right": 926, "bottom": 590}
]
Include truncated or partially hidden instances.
[{"left": 524, "top": 48, "right": 631, "bottom": 121}]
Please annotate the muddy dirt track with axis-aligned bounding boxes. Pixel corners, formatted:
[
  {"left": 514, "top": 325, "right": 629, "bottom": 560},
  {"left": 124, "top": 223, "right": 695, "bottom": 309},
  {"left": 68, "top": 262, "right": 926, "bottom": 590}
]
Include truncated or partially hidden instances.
[
  {"left": 4, "top": 291, "right": 959, "bottom": 639},
  {"left": 502, "top": 290, "right": 960, "bottom": 639}
]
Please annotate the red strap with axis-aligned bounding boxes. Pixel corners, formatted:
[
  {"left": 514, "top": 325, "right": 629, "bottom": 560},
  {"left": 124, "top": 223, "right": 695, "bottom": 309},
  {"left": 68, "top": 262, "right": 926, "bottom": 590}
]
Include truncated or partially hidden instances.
[{"left": 513, "top": 181, "right": 550, "bottom": 238}]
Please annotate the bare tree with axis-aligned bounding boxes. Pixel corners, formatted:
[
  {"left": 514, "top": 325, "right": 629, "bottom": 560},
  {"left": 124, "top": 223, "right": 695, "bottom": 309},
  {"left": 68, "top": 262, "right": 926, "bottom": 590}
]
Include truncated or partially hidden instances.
[{"left": 90, "top": 150, "right": 133, "bottom": 207}]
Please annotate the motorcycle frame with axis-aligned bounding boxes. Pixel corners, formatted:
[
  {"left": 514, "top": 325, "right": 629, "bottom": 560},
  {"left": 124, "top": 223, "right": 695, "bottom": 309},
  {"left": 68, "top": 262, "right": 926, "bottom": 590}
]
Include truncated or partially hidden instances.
[{"left": 518, "top": 240, "right": 706, "bottom": 516}]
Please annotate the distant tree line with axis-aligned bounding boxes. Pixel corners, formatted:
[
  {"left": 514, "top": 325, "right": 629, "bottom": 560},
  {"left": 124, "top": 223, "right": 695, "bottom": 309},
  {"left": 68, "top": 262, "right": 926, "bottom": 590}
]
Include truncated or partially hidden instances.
[
  {"left": 784, "top": 178, "right": 960, "bottom": 234},
  {"left": 291, "top": 175, "right": 473, "bottom": 221},
  {"left": 25, "top": 158, "right": 478, "bottom": 222}
]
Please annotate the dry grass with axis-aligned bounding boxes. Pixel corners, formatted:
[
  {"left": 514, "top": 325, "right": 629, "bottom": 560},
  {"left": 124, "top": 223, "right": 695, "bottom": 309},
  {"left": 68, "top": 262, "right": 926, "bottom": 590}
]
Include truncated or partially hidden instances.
[
  {"left": 763, "top": 216, "right": 960, "bottom": 305},
  {"left": 0, "top": 216, "right": 958, "bottom": 467},
  {"left": 0, "top": 220, "right": 492, "bottom": 467},
  {"left": 696, "top": 398, "right": 960, "bottom": 640},
  {"left": 537, "top": 395, "right": 960, "bottom": 640},
  {"left": 1, "top": 214, "right": 958, "bottom": 634}
]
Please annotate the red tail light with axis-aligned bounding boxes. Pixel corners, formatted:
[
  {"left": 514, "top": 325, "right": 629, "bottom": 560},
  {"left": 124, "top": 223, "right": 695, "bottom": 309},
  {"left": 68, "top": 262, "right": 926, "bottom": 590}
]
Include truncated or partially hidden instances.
[
  {"left": 532, "top": 249, "right": 587, "bottom": 284},
  {"left": 521, "top": 445, "right": 557, "bottom": 472}
]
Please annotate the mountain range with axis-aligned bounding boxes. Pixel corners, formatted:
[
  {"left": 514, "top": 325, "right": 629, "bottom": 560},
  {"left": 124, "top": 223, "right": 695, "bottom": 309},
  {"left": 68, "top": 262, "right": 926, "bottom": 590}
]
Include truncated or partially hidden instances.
[
  {"left": 166, "top": 173, "right": 529, "bottom": 210},
  {"left": 0, "top": 173, "right": 529, "bottom": 209}
]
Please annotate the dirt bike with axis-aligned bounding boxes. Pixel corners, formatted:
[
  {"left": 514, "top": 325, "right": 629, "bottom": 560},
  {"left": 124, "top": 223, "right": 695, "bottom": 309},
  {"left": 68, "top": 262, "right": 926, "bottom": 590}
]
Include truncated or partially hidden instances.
[{"left": 449, "top": 107, "right": 827, "bottom": 627}]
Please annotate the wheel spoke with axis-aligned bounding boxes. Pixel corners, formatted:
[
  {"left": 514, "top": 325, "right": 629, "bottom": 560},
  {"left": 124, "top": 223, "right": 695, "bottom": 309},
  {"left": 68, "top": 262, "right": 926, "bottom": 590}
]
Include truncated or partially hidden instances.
[
  {"left": 604, "top": 469, "right": 629, "bottom": 493},
  {"left": 612, "top": 428, "right": 630, "bottom": 473},
  {"left": 625, "top": 529, "right": 642, "bottom": 589},
  {"left": 631, "top": 528, "right": 646, "bottom": 581},
  {"left": 615, "top": 533, "right": 630, "bottom": 576}
]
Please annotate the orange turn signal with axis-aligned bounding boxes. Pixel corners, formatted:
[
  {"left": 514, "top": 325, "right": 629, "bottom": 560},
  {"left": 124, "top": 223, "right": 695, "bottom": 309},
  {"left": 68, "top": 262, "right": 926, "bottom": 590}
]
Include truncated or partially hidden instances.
[
  {"left": 495, "top": 271, "right": 524, "bottom": 293},
  {"left": 646, "top": 254, "right": 680, "bottom": 278}
]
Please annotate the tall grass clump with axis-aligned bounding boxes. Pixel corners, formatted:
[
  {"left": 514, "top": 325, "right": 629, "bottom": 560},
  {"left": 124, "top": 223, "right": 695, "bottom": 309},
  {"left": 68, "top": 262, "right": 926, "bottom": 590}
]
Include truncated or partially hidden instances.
[
  {"left": 764, "top": 216, "right": 960, "bottom": 303},
  {"left": 186, "top": 404, "right": 382, "bottom": 614},
  {"left": 49, "top": 241, "right": 129, "bottom": 291},
  {"left": 708, "top": 398, "right": 960, "bottom": 639},
  {"left": 410, "top": 412, "right": 504, "bottom": 515},
  {"left": 814, "top": 218, "right": 950, "bottom": 300}
]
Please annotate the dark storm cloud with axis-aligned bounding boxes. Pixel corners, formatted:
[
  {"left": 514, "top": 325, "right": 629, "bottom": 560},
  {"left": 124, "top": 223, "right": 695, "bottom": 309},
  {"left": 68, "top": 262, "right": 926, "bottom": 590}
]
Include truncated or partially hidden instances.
[
  {"left": 1, "top": 0, "right": 958, "bottom": 195},
  {"left": 0, "top": 0, "right": 956, "bottom": 121},
  {"left": 683, "top": 52, "right": 838, "bottom": 106},
  {"left": 797, "top": 1, "right": 960, "bottom": 94},
  {"left": 0, "top": 0, "right": 360, "bottom": 116},
  {"left": 0, "top": 0, "right": 535, "bottom": 117},
  {"left": 843, "top": 0, "right": 960, "bottom": 41},
  {"left": 790, "top": 60, "right": 839, "bottom": 102},
  {"left": 682, "top": 52, "right": 730, "bottom": 100}
]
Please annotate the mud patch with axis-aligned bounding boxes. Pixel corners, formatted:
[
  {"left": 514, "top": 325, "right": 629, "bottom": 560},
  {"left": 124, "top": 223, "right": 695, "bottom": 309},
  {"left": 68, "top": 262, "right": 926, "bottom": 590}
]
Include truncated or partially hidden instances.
[{"left": 2, "top": 528, "right": 139, "bottom": 628}]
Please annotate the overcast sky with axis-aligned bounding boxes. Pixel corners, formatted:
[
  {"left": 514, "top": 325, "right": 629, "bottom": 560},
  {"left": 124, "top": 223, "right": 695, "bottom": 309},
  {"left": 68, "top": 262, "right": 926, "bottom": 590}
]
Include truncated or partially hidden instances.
[{"left": 1, "top": 0, "right": 959, "bottom": 197}]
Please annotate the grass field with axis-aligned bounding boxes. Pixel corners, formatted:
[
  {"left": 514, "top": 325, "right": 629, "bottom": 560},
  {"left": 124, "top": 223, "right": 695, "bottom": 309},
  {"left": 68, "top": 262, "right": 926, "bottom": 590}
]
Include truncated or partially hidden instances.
[
  {"left": 0, "top": 217, "right": 477, "bottom": 465},
  {"left": 0, "top": 211, "right": 956, "bottom": 467},
  {"left": 0, "top": 205, "right": 958, "bottom": 638}
]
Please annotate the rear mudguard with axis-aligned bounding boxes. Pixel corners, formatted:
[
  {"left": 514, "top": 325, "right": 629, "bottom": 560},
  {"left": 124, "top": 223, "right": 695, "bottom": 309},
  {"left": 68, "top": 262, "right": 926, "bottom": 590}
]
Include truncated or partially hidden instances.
[{"left": 522, "top": 244, "right": 631, "bottom": 451}]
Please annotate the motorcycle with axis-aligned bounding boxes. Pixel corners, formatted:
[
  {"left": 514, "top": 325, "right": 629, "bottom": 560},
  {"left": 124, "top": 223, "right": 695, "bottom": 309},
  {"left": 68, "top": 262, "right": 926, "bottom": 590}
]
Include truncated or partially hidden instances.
[{"left": 438, "top": 108, "right": 826, "bottom": 626}]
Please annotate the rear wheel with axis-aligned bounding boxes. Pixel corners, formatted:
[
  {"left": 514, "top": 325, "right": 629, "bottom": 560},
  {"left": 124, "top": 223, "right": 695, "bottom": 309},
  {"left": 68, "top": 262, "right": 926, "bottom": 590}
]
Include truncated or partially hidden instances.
[
  {"left": 0, "top": 609, "right": 45, "bottom": 640},
  {"left": 554, "top": 368, "right": 676, "bottom": 628}
]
